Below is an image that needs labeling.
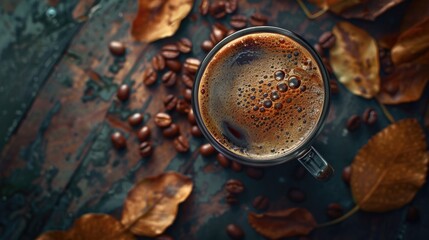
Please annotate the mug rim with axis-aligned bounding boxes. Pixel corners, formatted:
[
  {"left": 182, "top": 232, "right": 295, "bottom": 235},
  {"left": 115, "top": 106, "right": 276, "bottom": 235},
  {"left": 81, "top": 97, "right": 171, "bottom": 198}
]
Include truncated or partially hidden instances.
[{"left": 192, "top": 26, "right": 331, "bottom": 166}]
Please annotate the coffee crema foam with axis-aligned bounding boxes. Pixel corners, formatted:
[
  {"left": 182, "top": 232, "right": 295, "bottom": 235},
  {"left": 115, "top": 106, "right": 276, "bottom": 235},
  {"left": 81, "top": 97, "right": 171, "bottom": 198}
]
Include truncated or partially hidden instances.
[{"left": 198, "top": 32, "right": 325, "bottom": 160}]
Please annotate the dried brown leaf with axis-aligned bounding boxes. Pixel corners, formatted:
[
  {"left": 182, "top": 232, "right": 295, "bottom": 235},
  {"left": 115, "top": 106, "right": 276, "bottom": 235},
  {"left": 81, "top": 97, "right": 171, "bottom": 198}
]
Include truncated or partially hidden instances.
[
  {"left": 391, "top": 18, "right": 429, "bottom": 65},
  {"left": 377, "top": 63, "right": 429, "bottom": 104},
  {"left": 121, "top": 172, "right": 193, "bottom": 237},
  {"left": 339, "top": 0, "right": 404, "bottom": 21},
  {"left": 400, "top": 0, "right": 429, "bottom": 31},
  {"left": 330, "top": 21, "right": 380, "bottom": 98},
  {"left": 248, "top": 208, "right": 317, "bottom": 239},
  {"left": 351, "top": 119, "right": 429, "bottom": 212},
  {"left": 131, "top": 0, "right": 194, "bottom": 43},
  {"left": 37, "top": 214, "right": 135, "bottom": 240},
  {"left": 308, "top": 0, "right": 364, "bottom": 14}
]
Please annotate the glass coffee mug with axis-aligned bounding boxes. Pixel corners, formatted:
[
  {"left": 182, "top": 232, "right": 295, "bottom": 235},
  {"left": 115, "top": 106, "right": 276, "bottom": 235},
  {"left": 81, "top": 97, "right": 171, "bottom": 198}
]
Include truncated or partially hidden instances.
[{"left": 192, "top": 26, "right": 333, "bottom": 180}]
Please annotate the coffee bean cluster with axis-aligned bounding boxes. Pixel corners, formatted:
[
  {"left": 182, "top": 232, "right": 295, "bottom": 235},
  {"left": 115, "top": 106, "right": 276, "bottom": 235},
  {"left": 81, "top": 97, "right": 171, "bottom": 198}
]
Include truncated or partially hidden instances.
[{"left": 346, "top": 108, "right": 378, "bottom": 131}]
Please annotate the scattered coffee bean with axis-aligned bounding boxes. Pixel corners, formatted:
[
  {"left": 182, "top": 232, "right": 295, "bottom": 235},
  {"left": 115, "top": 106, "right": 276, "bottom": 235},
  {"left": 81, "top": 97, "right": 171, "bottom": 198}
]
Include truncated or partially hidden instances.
[
  {"left": 137, "top": 126, "right": 151, "bottom": 142},
  {"left": 111, "top": 131, "right": 126, "bottom": 149},
  {"left": 226, "top": 224, "right": 244, "bottom": 240},
  {"left": 191, "top": 125, "right": 203, "bottom": 137},
  {"left": 117, "top": 84, "right": 130, "bottom": 101},
  {"left": 128, "top": 113, "right": 143, "bottom": 127},
  {"left": 362, "top": 108, "right": 378, "bottom": 125},
  {"left": 156, "top": 234, "right": 174, "bottom": 240},
  {"left": 163, "top": 123, "right": 180, "bottom": 138},
  {"left": 174, "top": 135, "right": 190, "bottom": 152},
  {"left": 188, "top": 109, "right": 196, "bottom": 124},
  {"left": 253, "top": 195, "right": 270, "bottom": 211},
  {"left": 181, "top": 74, "right": 194, "bottom": 88},
  {"left": 226, "top": 192, "right": 239, "bottom": 205},
  {"left": 225, "top": 179, "right": 245, "bottom": 194},
  {"left": 142, "top": 68, "right": 158, "bottom": 86},
  {"left": 230, "top": 15, "right": 247, "bottom": 29},
  {"left": 154, "top": 112, "right": 172, "bottom": 128},
  {"left": 176, "top": 99, "right": 190, "bottom": 114},
  {"left": 184, "top": 88, "right": 192, "bottom": 102},
  {"left": 313, "top": 43, "right": 323, "bottom": 56},
  {"left": 342, "top": 165, "right": 351, "bottom": 184},
  {"left": 231, "top": 161, "right": 243, "bottom": 172},
  {"left": 109, "top": 41, "right": 126, "bottom": 56},
  {"left": 216, "top": 153, "right": 230, "bottom": 168},
  {"left": 227, "top": 29, "right": 236, "bottom": 36},
  {"left": 246, "top": 167, "right": 264, "bottom": 180},
  {"left": 249, "top": 13, "right": 268, "bottom": 26},
  {"left": 183, "top": 58, "right": 201, "bottom": 74},
  {"left": 139, "top": 141, "right": 153, "bottom": 157},
  {"left": 178, "top": 38, "right": 192, "bottom": 53},
  {"left": 211, "top": 23, "right": 228, "bottom": 44},
  {"left": 201, "top": 40, "right": 214, "bottom": 52},
  {"left": 165, "top": 59, "right": 182, "bottom": 72},
  {"left": 294, "top": 165, "right": 307, "bottom": 180},
  {"left": 287, "top": 187, "right": 306, "bottom": 203},
  {"left": 406, "top": 206, "right": 420, "bottom": 223},
  {"left": 330, "top": 79, "right": 339, "bottom": 94},
  {"left": 161, "top": 44, "right": 180, "bottom": 59},
  {"left": 346, "top": 115, "right": 361, "bottom": 131},
  {"left": 162, "top": 71, "right": 177, "bottom": 87},
  {"left": 199, "top": 0, "right": 209, "bottom": 15},
  {"left": 164, "top": 94, "right": 178, "bottom": 111},
  {"left": 326, "top": 203, "right": 343, "bottom": 219},
  {"left": 209, "top": 1, "right": 227, "bottom": 19},
  {"left": 225, "top": 0, "right": 238, "bottom": 14},
  {"left": 151, "top": 54, "right": 165, "bottom": 71},
  {"left": 318, "top": 31, "right": 336, "bottom": 49},
  {"left": 200, "top": 143, "right": 216, "bottom": 156}
]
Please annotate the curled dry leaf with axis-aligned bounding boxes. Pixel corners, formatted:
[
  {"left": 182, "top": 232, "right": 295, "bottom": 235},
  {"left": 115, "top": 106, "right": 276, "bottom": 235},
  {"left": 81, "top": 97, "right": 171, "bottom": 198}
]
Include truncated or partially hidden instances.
[
  {"left": 248, "top": 208, "right": 317, "bottom": 239},
  {"left": 339, "top": 0, "right": 404, "bottom": 21},
  {"left": 377, "top": 63, "right": 429, "bottom": 104},
  {"left": 121, "top": 171, "right": 193, "bottom": 237},
  {"left": 308, "top": 0, "right": 364, "bottom": 14},
  {"left": 330, "top": 21, "right": 380, "bottom": 98},
  {"left": 391, "top": 18, "right": 429, "bottom": 65},
  {"left": 37, "top": 214, "right": 135, "bottom": 240},
  {"left": 131, "top": 0, "right": 194, "bottom": 43},
  {"left": 351, "top": 119, "right": 429, "bottom": 212}
]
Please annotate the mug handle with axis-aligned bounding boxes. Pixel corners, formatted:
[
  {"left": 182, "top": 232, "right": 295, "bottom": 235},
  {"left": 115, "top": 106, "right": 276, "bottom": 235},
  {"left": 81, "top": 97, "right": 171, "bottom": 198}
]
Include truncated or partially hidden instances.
[{"left": 298, "top": 146, "right": 334, "bottom": 181}]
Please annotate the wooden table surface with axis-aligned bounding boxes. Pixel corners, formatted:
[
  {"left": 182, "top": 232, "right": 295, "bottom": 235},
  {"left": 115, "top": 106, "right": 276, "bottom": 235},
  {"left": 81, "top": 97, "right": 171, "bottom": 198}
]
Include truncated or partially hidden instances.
[{"left": 1, "top": 0, "right": 428, "bottom": 239}]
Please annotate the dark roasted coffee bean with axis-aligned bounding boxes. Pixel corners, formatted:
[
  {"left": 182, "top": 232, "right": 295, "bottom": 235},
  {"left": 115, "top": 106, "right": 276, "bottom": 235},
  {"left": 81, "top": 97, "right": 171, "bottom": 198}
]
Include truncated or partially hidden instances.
[
  {"left": 287, "top": 187, "right": 306, "bottom": 203},
  {"left": 252, "top": 195, "right": 270, "bottom": 210},
  {"left": 226, "top": 192, "right": 239, "bottom": 205},
  {"left": 250, "top": 13, "right": 268, "bottom": 26},
  {"left": 319, "top": 31, "right": 336, "bottom": 49},
  {"left": 201, "top": 40, "right": 214, "bottom": 52},
  {"left": 156, "top": 234, "right": 174, "bottom": 240},
  {"left": 139, "top": 141, "right": 153, "bottom": 157},
  {"left": 154, "top": 112, "right": 172, "bottom": 128},
  {"left": 184, "top": 88, "right": 192, "bottom": 102},
  {"left": 191, "top": 125, "right": 203, "bottom": 137},
  {"left": 117, "top": 84, "right": 130, "bottom": 101},
  {"left": 226, "top": 224, "right": 244, "bottom": 239},
  {"left": 230, "top": 15, "right": 247, "bottom": 29},
  {"left": 165, "top": 59, "right": 182, "bottom": 72},
  {"left": 111, "top": 131, "right": 126, "bottom": 149},
  {"left": 128, "top": 113, "right": 143, "bottom": 127},
  {"left": 330, "top": 79, "right": 339, "bottom": 94},
  {"left": 163, "top": 123, "right": 180, "bottom": 138},
  {"left": 326, "top": 203, "right": 343, "bottom": 219},
  {"left": 164, "top": 94, "right": 178, "bottom": 111},
  {"left": 209, "top": 1, "right": 227, "bottom": 19},
  {"left": 231, "top": 161, "right": 242, "bottom": 172},
  {"left": 313, "top": 43, "right": 323, "bottom": 56},
  {"left": 174, "top": 135, "right": 190, "bottom": 152},
  {"left": 200, "top": 143, "right": 216, "bottom": 156},
  {"left": 151, "top": 54, "right": 165, "bottom": 71},
  {"left": 217, "top": 153, "right": 230, "bottom": 168},
  {"left": 187, "top": 109, "right": 196, "bottom": 124},
  {"left": 182, "top": 74, "right": 194, "bottom": 88},
  {"left": 211, "top": 23, "right": 228, "bottom": 44},
  {"left": 161, "top": 44, "right": 180, "bottom": 59},
  {"left": 199, "top": 0, "right": 209, "bottom": 15},
  {"left": 294, "top": 165, "right": 307, "bottom": 180},
  {"left": 346, "top": 115, "right": 361, "bottom": 131},
  {"left": 178, "top": 38, "right": 192, "bottom": 53},
  {"left": 162, "top": 71, "right": 177, "bottom": 87},
  {"left": 342, "top": 165, "right": 351, "bottom": 184},
  {"left": 362, "top": 108, "right": 378, "bottom": 125},
  {"left": 225, "top": 179, "right": 244, "bottom": 194},
  {"left": 225, "top": 0, "right": 238, "bottom": 14},
  {"left": 109, "top": 41, "right": 126, "bottom": 56},
  {"left": 183, "top": 58, "right": 201, "bottom": 74},
  {"left": 137, "top": 126, "right": 151, "bottom": 142},
  {"left": 176, "top": 99, "right": 190, "bottom": 114},
  {"left": 406, "top": 206, "right": 420, "bottom": 223},
  {"left": 142, "top": 68, "right": 157, "bottom": 86},
  {"left": 246, "top": 167, "right": 264, "bottom": 180}
]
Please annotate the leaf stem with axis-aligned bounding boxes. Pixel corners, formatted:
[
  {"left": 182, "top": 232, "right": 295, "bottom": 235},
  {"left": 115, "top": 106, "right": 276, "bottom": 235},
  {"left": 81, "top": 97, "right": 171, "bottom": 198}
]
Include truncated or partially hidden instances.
[
  {"left": 376, "top": 98, "right": 395, "bottom": 123},
  {"left": 296, "top": 0, "right": 328, "bottom": 19},
  {"left": 317, "top": 205, "right": 360, "bottom": 228}
]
